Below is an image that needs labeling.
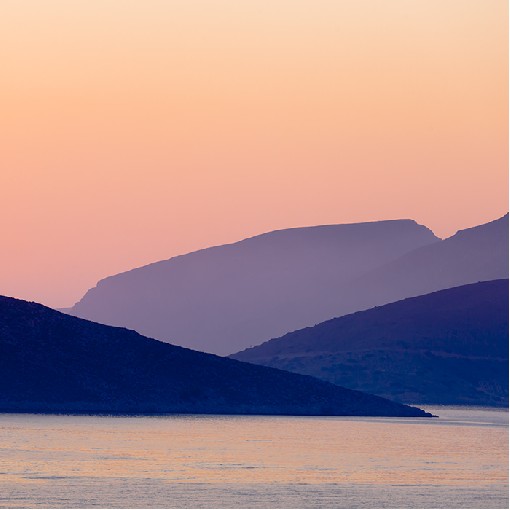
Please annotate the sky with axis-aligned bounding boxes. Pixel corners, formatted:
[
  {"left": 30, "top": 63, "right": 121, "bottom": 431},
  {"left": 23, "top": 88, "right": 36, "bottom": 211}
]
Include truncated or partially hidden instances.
[{"left": 0, "top": 0, "right": 507, "bottom": 308}]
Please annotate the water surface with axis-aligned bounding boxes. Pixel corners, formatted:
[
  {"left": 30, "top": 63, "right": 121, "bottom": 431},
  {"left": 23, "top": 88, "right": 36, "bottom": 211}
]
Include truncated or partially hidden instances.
[{"left": 0, "top": 407, "right": 507, "bottom": 508}]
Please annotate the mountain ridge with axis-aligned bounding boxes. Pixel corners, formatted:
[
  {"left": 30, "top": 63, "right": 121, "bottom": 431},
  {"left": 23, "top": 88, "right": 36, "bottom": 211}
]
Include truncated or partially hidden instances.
[{"left": 73, "top": 218, "right": 438, "bottom": 294}]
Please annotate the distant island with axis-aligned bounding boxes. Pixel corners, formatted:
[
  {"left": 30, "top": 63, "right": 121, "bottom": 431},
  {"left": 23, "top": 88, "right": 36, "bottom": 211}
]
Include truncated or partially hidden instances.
[
  {"left": 0, "top": 295, "right": 431, "bottom": 417},
  {"left": 232, "top": 280, "right": 509, "bottom": 406}
]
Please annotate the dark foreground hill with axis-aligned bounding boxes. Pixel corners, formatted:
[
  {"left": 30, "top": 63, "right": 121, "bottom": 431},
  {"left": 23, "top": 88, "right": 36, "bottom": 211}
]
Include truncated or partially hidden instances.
[
  {"left": 232, "top": 280, "right": 509, "bottom": 406},
  {"left": 68, "top": 219, "right": 438, "bottom": 354},
  {"left": 0, "top": 296, "right": 430, "bottom": 417}
]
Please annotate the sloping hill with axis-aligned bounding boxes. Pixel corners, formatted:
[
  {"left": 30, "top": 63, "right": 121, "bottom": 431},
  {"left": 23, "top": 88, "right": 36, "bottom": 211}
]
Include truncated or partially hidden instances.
[
  {"left": 232, "top": 280, "right": 509, "bottom": 406},
  {"left": 0, "top": 295, "right": 430, "bottom": 417},
  {"left": 68, "top": 219, "right": 438, "bottom": 354}
]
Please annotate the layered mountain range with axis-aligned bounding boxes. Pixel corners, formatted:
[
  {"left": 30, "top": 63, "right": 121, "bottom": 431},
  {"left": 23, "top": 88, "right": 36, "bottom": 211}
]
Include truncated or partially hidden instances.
[
  {"left": 232, "top": 280, "right": 509, "bottom": 406},
  {"left": 68, "top": 214, "right": 508, "bottom": 356},
  {"left": 0, "top": 295, "right": 430, "bottom": 417},
  {"left": 2, "top": 213, "right": 507, "bottom": 412}
]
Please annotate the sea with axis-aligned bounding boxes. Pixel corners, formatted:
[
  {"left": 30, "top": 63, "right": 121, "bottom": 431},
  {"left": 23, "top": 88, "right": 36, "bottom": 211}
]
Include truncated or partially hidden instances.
[{"left": 0, "top": 406, "right": 507, "bottom": 509}]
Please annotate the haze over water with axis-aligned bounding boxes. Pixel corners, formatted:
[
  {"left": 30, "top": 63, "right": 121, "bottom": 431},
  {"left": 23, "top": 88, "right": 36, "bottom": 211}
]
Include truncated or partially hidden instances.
[{"left": 0, "top": 407, "right": 507, "bottom": 509}]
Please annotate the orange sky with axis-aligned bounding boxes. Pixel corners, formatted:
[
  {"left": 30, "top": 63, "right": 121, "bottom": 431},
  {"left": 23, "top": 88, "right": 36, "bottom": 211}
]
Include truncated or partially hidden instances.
[{"left": 0, "top": 0, "right": 508, "bottom": 308}]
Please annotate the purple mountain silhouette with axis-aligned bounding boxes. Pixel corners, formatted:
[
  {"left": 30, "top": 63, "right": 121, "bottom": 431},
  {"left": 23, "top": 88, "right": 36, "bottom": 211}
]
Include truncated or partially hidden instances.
[
  {"left": 68, "top": 214, "right": 507, "bottom": 355},
  {"left": 69, "top": 219, "right": 438, "bottom": 354}
]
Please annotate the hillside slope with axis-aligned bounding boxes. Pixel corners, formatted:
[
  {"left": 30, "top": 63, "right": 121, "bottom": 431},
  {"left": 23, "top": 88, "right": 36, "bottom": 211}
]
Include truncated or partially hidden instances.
[
  {"left": 0, "top": 295, "right": 430, "bottom": 416},
  {"left": 232, "top": 280, "right": 509, "bottom": 406}
]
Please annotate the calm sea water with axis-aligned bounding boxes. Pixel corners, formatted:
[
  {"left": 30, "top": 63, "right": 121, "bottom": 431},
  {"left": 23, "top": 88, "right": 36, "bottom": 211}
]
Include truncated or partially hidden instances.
[{"left": 0, "top": 407, "right": 507, "bottom": 508}]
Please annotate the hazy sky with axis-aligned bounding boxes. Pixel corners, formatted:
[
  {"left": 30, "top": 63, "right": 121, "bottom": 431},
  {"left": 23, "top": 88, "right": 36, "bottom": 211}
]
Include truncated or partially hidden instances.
[{"left": 0, "top": 0, "right": 507, "bottom": 308}]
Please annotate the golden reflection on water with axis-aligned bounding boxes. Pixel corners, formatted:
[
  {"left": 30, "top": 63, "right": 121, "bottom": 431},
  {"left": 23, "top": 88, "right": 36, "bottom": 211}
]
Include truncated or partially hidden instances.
[{"left": 0, "top": 408, "right": 507, "bottom": 488}]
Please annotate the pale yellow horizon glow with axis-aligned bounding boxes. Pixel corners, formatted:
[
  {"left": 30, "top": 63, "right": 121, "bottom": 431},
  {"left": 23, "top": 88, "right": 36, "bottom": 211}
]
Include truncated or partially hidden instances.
[{"left": 0, "top": 0, "right": 507, "bottom": 308}]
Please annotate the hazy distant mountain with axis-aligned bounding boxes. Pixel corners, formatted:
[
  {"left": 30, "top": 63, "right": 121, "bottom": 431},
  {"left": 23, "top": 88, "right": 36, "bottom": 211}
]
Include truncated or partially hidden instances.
[
  {"left": 68, "top": 215, "right": 508, "bottom": 356},
  {"left": 69, "top": 219, "right": 439, "bottom": 354},
  {"left": 232, "top": 280, "right": 509, "bottom": 406},
  {"left": 0, "top": 296, "right": 430, "bottom": 417}
]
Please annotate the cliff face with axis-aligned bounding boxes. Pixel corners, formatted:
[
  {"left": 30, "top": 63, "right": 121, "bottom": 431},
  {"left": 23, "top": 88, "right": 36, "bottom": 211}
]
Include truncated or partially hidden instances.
[
  {"left": 232, "top": 280, "right": 509, "bottom": 406},
  {"left": 0, "top": 295, "right": 430, "bottom": 417},
  {"left": 69, "top": 219, "right": 439, "bottom": 355}
]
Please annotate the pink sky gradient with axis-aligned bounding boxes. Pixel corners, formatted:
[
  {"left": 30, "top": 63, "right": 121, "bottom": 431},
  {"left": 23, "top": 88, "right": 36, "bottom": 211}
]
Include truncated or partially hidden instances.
[{"left": 0, "top": 0, "right": 507, "bottom": 308}]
